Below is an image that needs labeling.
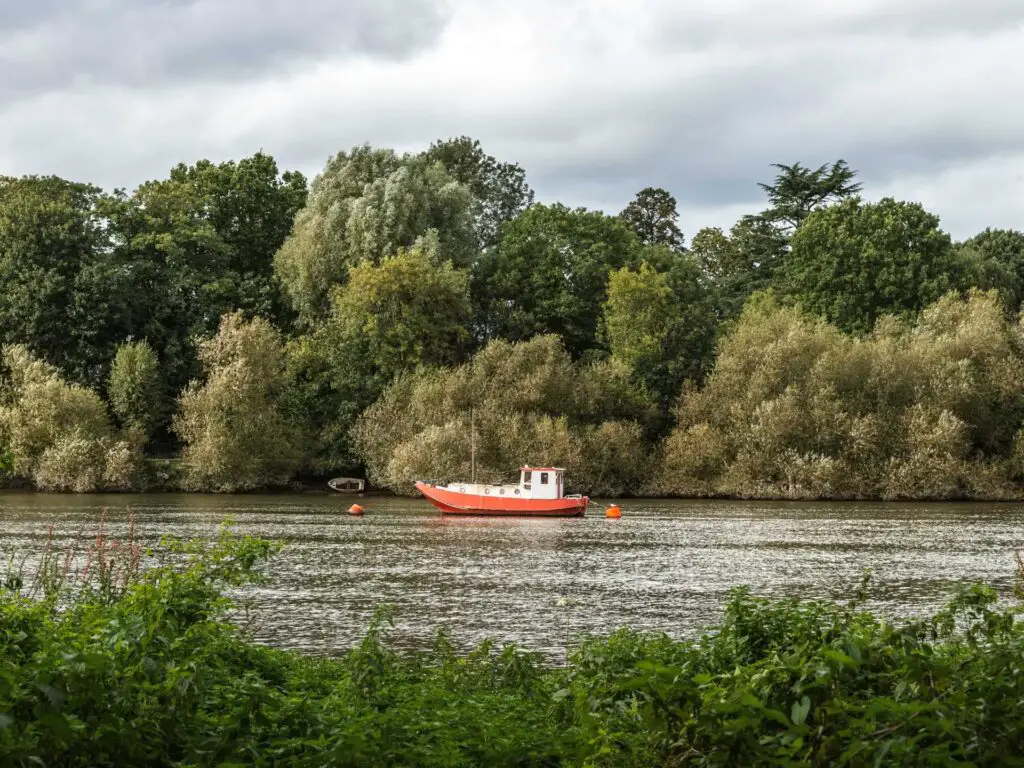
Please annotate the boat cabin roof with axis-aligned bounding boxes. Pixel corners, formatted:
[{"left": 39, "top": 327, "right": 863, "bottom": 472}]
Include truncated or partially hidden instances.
[{"left": 519, "top": 466, "right": 565, "bottom": 473}]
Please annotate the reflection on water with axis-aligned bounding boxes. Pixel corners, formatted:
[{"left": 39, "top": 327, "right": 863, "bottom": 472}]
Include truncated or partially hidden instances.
[{"left": 1, "top": 492, "right": 1022, "bottom": 660}]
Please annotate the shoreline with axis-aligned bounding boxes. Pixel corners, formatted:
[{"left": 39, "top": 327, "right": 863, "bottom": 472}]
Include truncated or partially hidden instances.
[{"left": 2, "top": 484, "right": 1024, "bottom": 505}]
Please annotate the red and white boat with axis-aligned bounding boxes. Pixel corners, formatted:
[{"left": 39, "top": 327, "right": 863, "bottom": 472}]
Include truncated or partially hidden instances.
[{"left": 416, "top": 467, "right": 588, "bottom": 517}]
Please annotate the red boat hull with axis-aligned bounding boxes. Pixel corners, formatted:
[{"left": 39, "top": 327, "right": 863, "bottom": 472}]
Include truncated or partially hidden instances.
[{"left": 415, "top": 482, "right": 588, "bottom": 517}]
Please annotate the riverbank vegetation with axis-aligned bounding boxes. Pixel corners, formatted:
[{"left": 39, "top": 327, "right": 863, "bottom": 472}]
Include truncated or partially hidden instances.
[
  {"left": 2, "top": 146, "right": 1024, "bottom": 497},
  {"left": 2, "top": 525, "right": 1024, "bottom": 766}
]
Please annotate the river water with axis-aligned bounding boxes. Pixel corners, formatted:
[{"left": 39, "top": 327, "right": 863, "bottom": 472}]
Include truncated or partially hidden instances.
[{"left": 1, "top": 492, "right": 1021, "bottom": 660}]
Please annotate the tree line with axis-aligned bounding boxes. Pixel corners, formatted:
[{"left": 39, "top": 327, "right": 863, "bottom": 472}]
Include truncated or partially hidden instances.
[{"left": 1, "top": 141, "right": 1023, "bottom": 497}]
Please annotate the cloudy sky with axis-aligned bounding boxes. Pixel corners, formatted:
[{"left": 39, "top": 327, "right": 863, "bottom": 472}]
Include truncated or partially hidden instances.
[{"left": 2, "top": 0, "right": 1022, "bottom": 239}]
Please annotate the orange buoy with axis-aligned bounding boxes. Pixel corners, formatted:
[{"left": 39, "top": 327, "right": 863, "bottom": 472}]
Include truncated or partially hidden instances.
[
  {"left": 349, "top": 504, "right": 364, "bottom": 516},
  {"left": 605, "top": 505, "right": 621, "bottom": 519}
]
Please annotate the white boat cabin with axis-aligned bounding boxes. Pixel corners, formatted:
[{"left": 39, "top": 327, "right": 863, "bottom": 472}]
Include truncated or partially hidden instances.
[{"left": 438, "top": 466, "right": 571, "bottom": 499}]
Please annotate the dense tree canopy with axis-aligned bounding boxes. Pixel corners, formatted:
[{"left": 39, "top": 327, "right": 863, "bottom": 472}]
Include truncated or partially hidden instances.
[
  {"left": 959, "top": 227, "right": 1024, "bottom": 314},
  {"left": 274, "top": 146, "right": 476, "bottom": 323},
  {"left": 472, "top": 203, "right": 644, "bottom": 356},
  {"left": 424, "top": 136, "right": 534, "bottom": 250},
  {"left": 691, "top": 216, "right": 788, "bottom": 320},
  {"left": 99, "top": 153, "right": 307, "bottom": 424},
  {"left": 285, "top": 236, "right": 473, "bottom": 472},
  {"left": 3, "top": 140, "right": 1023, "bottom": 499},
  {"left": 619, "top": 187, "right": 685, "bottom": 251},
  {"left": 0, "top": 176, "right": 124, "bottom": 389},
  {"left": 603, "top": 252, "right": 718, "bottom": 414},
  {"left": 783, "top": 197, "right": 962, "bottom": 335}
]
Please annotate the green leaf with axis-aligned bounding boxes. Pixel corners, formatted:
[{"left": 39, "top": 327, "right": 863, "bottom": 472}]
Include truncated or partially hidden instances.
[
  {"left": 38, "top": 712, "right": 73, "bottom": 742},
  {"left": 791, "top": 695, "right": 811, "bottom": 726},
  {"left": 35, "top": 682, "right": 66, "bottom": 708},
  {"left": 822, "top": 649, "right": 857, "bottom": 667},
  {"left": 873, "top": 739, "right": 895, "bottom": 768}
]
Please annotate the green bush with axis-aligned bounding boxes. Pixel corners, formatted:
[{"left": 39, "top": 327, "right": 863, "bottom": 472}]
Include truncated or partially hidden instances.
[
  {"left": 353, "top": 334, "right": 654, "bottom": 495},
  {"left": 0, "top": 344, "right": 143, "bottom": 492},
  {"left": 655, "top": 290, "right": 1024, "bottom": 499},
  {"left": 2, "top": 522, "right": 1024, "bottom": 766},
  {"left": 107, "top": 340, "right": 160, "bottom": 443},
  {"left": 173, "top": 312, "right": 303, "bottom": 492}
]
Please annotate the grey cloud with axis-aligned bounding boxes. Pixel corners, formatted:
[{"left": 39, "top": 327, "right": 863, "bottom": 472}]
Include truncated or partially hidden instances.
[
  {"left": 502, "top": 4, "right": 1024, "bottom": 228},
  {"left": 0, "top": 0, "right": 448, "bottom": 104},
  {"left": 1, "top": 0, "right": 1021, "bottom": 241},
  {"left": 651, "top": 0, "right": 1024, "bottom": 53},
  {"left": 0, "top": 0, "right": 67, "bottom": 29}
]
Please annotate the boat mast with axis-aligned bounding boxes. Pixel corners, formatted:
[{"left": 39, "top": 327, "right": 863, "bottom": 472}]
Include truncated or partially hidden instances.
[{"left": 470, "top": 406, "right": 476, "bottom": 484}]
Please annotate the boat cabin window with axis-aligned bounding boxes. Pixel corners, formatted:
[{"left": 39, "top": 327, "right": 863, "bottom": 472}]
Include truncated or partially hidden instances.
[{"left": 540, "top": 472, "right": 549, "bottom": 484}]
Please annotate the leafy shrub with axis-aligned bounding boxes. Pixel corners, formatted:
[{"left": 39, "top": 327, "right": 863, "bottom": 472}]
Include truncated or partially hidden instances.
[
  {"left": 354, "top": 335, "right": 654, "bottom": 495},
  {"left": 655, "top": 290, "right": 1024, "bottom": 499},
  {"left": 173, "top": 312, "right": 303, "bottom": 492},
  {"left": 0, "top": 344, "right": 142, "bottom": 491}
]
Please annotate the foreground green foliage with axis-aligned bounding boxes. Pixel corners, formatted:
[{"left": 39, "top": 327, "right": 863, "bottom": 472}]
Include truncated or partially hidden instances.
[{"left": 2, "top": 528, "right": 1023, "bottom": 766}]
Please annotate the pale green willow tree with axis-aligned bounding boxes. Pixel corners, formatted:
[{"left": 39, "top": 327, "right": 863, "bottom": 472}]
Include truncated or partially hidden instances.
[
  {"left": 174, "top": 312, "right": 302, "bottom": 492},
  {"left": 0, "top": 344, "right": 140, "bottom": 491},
  {"left": 273, "top": 145, "right": 476, "bottom": 324},
  {"left": 654, "top": 290, "right": 1024, "bottom": 500}
]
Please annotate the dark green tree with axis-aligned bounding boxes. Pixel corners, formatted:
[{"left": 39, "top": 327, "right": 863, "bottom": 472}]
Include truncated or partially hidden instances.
[
  {"left": 603, "top": 249, "right": 718, "bottom": 417},
  {"left": 0, "top": 176, "right": 130, "bottom": 389},
  {"left": 164, "top": 153, "right": 307, "bottom": 324},
  {"left": 783, "top": 197, "right": 961, "bottom": 334},
  {"left": 958, "top": 228, "right": 1024, "bottom": 314},
  {"left": 687, "top": 161, "right": 859, "bottom": 325},
  {"left": 472, "top": 203, "right": 644, "bottom": 357},
  {"left": 101, "top": 153, "right": 307, "bottom": 421},
  {"left": 691, "top": 216, "right": 789, "bottom": 321},
  {"left": 619, "top": 187, "right": 685, "bottom": 251},
  {"left": 424, "top": 136, "right": 534, "bottom": 250},
  {"left": 758, "top": 159, "right": 863, "bottom": 233}
]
